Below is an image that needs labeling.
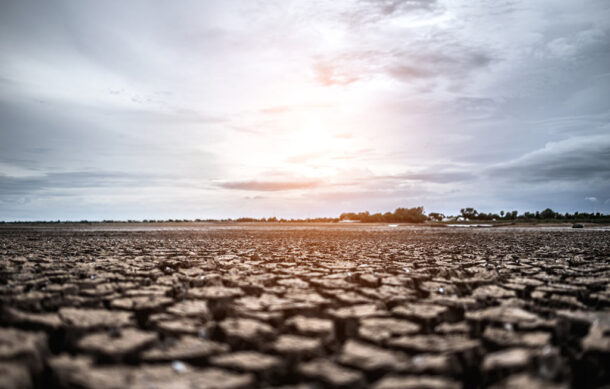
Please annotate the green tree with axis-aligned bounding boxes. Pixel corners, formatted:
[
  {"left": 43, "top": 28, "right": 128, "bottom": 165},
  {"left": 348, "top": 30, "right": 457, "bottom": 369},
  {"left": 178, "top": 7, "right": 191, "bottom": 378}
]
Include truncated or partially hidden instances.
[
  {"left": 393, "top": 207, "right": 427, "bottom": 223},
  {"left": 540, "top": 208, "right": 556, "bottom": 219},
  {"left": 428, "top": 212, "right": 444, "bottom": 222},
  {"left": 460, "top": 208, "right": 478, "bottom": 220}
]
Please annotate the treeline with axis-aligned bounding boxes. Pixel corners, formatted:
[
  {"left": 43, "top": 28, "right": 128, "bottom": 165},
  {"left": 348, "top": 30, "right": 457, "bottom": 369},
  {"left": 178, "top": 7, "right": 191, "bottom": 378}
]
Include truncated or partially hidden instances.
[
  {"left": 1, "top": 206, "right": 608, "bottom": 224},
  {"left": 458, "top": 207, "right": 610, "bottom": 222},
  {"left": 0, "top": 217, "right": 342, "bottom": 224},
  {"left": 339, "top": 207, "right": 428, "bottom": 223}
]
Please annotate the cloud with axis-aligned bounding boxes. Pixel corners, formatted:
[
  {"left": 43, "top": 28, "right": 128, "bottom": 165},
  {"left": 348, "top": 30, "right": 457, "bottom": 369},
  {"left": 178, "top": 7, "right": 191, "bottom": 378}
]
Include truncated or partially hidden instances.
[
  {"left": 392, "top": 170, "right": 475, "bottom": 184},
  {"left": 259, "top": 103, "right": 334, "bottom": 115},
  {"left": 285, "top": 152, "right": 327, "bottom": 164},
  {"left": 312, "top": 40, "right": 494, "bottom": 89},
  {"left": 314, "top": 61, "right": 362, "bottom": 86},
  {"left": 585, "top": 196, "right": 598, "bottom": 202},
  {"left": 260, "top": 106, "right": 291, "bottom": 114},
  {"left": 218, "top": 180, "right": 321, "bottom": 191},
  {"left": 386, "top": 45, "right": 494, "bottom": 84},
  {"left": 244, "top": 195, "right": 265, "bottom": 200},
  {"left": 345, "top": 0, "right": 439, "bottom": 26},
  {"left": 0, "top": 171, "right": 175, "bottom": 196},
  {"left": 487, "top": 135, "right": 610, "bottom": 183}
]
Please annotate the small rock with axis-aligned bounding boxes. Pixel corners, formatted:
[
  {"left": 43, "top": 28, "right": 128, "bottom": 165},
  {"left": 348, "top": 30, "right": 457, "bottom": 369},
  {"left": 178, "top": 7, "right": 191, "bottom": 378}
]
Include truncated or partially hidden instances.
[
  {"left": 392, "top": 303, "right": 449, "bottom": 324},
  {"left": 388, "top": 335, "right": 481, "bottom": 356},
  {"left": 218, "top": 318, "right": 275, "bottom": 345},
  {"left": 339, "top": 340, "right": 409, "bottom": 372},
  {"left": 77, "top": 328, "right": 157, "bottom": 359},
  {"left": 285, "top": 316, "right": 334, "bottom": 339},
  {"left": 210, "top": 351, "right": 282, "bottom": 372},
  {"left": 359, "top": 317, "right": 419, "bottom": 344},
  {"left": 141, "top": 336, "right": 228, "bottom": 362},
  {"left": 298, "top": 358, "right": 364, "bottom": 387},
  {"left": 58, "top": 308, "right": 133, "bottom": 330},
  {"left": 166, "top": 300, "right": 211, "bottom": 319},
  {"left": 0, "top": 328, "right": 48, "bottom": 375},
  {"left": 489, "top": 373, "right": 567, "bottom": 389},
  {"left": 327, "top": 304, "right": 386, "bottom": 320},
  {"left": 171, "top": 360, "right": 187, "bottom": 373},
  {"left": 187, "top": 286, "right": 244, "bottom": 300},
  {"left": 372, "top": 375, "right": 460, "bottom": 389},
  {"left": 273, "top": 335, "right": 322, "bottom": 357},
  {"left": 0, "top": 362, "right": 32, "bottom": 389},
  {"left": 482, "top": 348, "right": 532, "bottom": 372}
]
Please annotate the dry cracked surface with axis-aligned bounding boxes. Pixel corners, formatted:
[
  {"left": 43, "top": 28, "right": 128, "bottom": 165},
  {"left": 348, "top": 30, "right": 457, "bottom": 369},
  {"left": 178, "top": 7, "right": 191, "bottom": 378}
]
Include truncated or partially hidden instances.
[{"left": 0, "top": 225, "right": 609, "bottom": 388}]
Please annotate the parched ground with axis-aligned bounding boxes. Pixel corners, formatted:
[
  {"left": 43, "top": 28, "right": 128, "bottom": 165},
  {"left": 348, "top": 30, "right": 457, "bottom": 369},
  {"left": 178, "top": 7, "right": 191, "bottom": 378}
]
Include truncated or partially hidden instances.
[{"left": 0, "top": 225, "right": 609, "bottom": 388}]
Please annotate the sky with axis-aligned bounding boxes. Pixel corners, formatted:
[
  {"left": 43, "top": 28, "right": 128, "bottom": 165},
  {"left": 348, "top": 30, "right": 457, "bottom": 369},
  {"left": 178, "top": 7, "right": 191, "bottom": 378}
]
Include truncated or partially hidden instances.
[{"left": 1, "top": 0, "right": 609, "bottom": 220}]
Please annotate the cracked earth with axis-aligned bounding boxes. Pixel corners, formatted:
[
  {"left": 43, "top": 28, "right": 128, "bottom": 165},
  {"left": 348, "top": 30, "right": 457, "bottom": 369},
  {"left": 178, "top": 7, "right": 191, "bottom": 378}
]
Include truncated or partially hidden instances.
[{"left": 1, "top": 225, "right": 609, "bottom": 388}]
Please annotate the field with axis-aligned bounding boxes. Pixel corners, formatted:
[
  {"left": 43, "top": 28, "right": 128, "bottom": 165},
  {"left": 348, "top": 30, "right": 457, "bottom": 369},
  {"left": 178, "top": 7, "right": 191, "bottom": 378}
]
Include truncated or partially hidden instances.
[{"left": 1, "top": 224, "right": 609, "bottom": 388}]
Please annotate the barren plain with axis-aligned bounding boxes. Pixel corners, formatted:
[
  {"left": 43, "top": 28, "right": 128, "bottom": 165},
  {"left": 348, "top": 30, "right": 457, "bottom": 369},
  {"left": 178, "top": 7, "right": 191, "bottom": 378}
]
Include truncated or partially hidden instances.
[{"left": 1, "top": 224, "right": 609, "bottom": 388}]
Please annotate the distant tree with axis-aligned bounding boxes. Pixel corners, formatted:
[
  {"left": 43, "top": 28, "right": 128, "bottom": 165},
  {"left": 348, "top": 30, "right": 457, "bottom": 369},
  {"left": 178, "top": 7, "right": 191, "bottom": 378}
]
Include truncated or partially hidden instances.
[
  {"left": 393, "top": 207, "right": 427, "bottom": 223},
  {"left": 428, "top": 212, "right": 444, "bottom": 222},
  {"left": 236, "top": 217, "right": 257, "bottom": 222},
  {"left": 460, "top": 208, "right": 478, "bottom": 220},
  {"left": 540, "top": 208, "right": 556, "bottom": 219},
  {"left": 340, "top": 212, "right": 358, "bottom": 221},
  {"left": 339, "top": 207, "right": 427, "bottom": 223},
  {"left": 358, "top": 211, "right": 370, "bottom": 221},
  {"left": 368, "top": 213, "right": 384, "bottom": 222}
]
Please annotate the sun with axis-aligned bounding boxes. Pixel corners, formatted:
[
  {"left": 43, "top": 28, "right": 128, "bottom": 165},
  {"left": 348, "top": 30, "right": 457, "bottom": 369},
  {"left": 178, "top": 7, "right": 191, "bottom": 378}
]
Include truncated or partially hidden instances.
[
  {"left": 293, "top": 118, "right": 334, "bottom": 153},
  {"left": 278, "top": 113, "right": 354, "bottom": 180}
]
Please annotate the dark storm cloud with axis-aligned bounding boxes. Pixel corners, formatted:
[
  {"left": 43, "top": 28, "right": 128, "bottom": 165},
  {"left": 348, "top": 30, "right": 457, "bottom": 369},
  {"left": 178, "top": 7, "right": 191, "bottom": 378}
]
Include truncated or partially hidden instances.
[
  {"left": 488, "top": 135, "right": 610, "bottom": 183},
  {"left": 346, "top": 0, "right": 439, "bottom": 25},
  {"left": 0, "top": 171, "right": 171, "bottom": 196},
  {"left": 361, "top": 0, "right": 438, "bottom": 14},
  {"left": 392, "top": 170, "right": 475, "bottom": 184},
  {"left": 219, "top": 180, "right": 321, "bottom": 191},
  {"left": 388, "top": 47, "right": 493, "bottom": 81},
  {"left": 449, "top": 97, "right": 496, "bottom": 113}
]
